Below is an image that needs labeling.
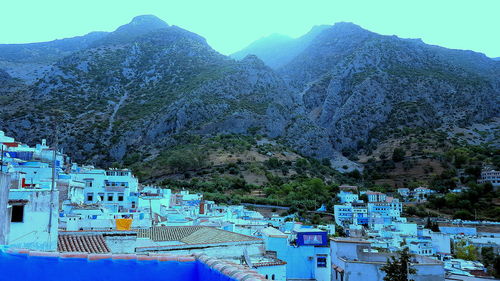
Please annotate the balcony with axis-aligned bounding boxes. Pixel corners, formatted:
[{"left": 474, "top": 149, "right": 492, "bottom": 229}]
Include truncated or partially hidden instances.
[{"left": 105, "top": 186, "right": 125, "bottom": 192}]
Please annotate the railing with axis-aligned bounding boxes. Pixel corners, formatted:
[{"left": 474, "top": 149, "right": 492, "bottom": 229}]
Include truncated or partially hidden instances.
[{"left": 105, "top": 186, "right": 125, "bottom": 192}]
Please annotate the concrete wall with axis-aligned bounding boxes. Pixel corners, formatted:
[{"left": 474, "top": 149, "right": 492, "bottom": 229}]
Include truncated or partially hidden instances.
[
  {"left": 8, "top": 189, "right": 58, "bottom": 251},
  {"left": 268, "top": 239, "right": 330, "bottom": 281},
  {"left": 148, "top": 243, "right": 264, "bottom": 260},
  {"left": 430, "top": 232, "right": 451, "bottom": 254},
  {"left": 0, "top": 173, "right": 10, "bottom": 245},
  {"left": 337, "top": 261, "right": 444, "bottom": 281},
  {"left": 105, "top": 235, "right": 138, "bottom": 253},
  {"left": 257, "top": 265, "right": 286, "bottom": 281}
]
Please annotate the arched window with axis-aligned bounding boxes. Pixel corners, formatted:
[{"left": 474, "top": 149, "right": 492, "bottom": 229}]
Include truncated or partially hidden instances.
[
  {"left": 265, "top": 275, "right": 268, "bottom": 279},
  {"left": 272, "top": 274, "right": 275, "bottom": 280}
]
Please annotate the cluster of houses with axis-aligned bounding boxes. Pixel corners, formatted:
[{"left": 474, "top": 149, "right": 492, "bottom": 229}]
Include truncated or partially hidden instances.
[
  {"left": 333, "top": 185, "right": 500, "bottom": 280},
  {"left": 0, "top": 130, "right": 499, "bottom": 281}
]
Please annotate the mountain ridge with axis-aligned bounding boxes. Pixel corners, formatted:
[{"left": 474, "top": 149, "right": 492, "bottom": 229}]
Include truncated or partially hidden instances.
[{"left": 0, "top": 15, "right": 498, "bottom": 171}]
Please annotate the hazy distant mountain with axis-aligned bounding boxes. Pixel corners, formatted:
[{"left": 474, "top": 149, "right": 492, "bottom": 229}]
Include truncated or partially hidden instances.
[
  {"left": 230, "top": 25, "right": 329, "bottom": 69},
  {"left": 0, "top": 31, "right": 108, "bottom": 83},
  {"left": 0, "top": 32, "right": 108, "bottom": 64},
  {"left": 0, "top": 16, "right": 498, "bottom": 168}
]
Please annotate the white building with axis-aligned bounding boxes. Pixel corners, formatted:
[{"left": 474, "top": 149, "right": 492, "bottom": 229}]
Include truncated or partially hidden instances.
[
  {"left": 338, "top": 191, "right": 359, "bottom": 203},
  {"left": 397, "top": 188, "right": 410, "bottom": 197},
  {"left": 414, "top": 187, "right": 433, "bottom": 201},
  {"left": 261, "top": 226, "right": 331, "bottom": 281},
  {"left": 7, "top": 186, "right": 59, "bottom": 251},
  {"left": 478, "top": 169, "right": 500, "bottom": 188},
  {"left": 70, "top": 166, "right": 139, "bottom": 212},
  {"left": 365, "top": 191, "right": 387, "bottom": 203},
  {"left": 331, "top": 238, "right": 445, "bottom": 281}
]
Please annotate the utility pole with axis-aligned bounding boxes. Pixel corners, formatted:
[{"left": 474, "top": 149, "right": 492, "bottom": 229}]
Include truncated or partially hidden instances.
[
  {"left": 149, "top": 198, "right": 153, "bottom": 227},
  {"left": 48, "top": 123, "right": 58, "bottom": 235},
  {"left": 1, "top": 143, "right": 4, "bottom": 173}
]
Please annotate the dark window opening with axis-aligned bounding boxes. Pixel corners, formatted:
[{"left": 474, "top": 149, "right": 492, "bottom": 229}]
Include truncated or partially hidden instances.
[
  {"left": 11, "top": 205, "right": 24, "bottom": 222},
  {"left": 317, "top": 256, "right": 327, "bottom": 268},
  {"left": 87, "top": 193, "right": 93, "bottom": 201},
  {"left": 107, "top": 194, "right": 113, "bottom": 201},
  {"left": 118, "top": 193, "right": 124, "bottom": 202}
]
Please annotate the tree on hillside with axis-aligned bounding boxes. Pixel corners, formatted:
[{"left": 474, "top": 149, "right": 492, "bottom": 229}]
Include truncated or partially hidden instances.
[
  {"left": 455, "top": 240, "right": 478, "bottom": 261},
  {"left": 334, "top": 224, "right": 346, "bottom": 237},
  {"left": 453, "top": 210, "right": 474, "bottom": 220},
  {"left": 166, "top": 147, "right": 207, "bottom": 172},
  {"left": 392, "top": 148, "right": 406, "bottom": 162},
  {"left": 381, "top": 247, "right": 417, "bottom": 281},
  {"left": 424, "top": 217, "right": 440, "bottom": 232},
  {"left": 359, "top": 194, "right": 368, "bottom": 203}
]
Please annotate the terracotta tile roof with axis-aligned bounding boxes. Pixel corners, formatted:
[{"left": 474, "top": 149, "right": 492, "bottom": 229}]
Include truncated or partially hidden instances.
[
  {"left": 58, "top": 234, "right": 110, "bottom": 253},
  {"left": 138, "top": 226, "right": 261, "bottom": 245},
  {"left": 181, "top": 227, "right": 260, "bottom": 244},
  {"left": 137, "top": 226, "right": 204, "bottom": 242}
]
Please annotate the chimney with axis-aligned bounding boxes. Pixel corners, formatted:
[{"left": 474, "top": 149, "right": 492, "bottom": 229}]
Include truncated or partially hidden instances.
[{"left": 199, "top": 200, "right": 205, "bottom": 215}]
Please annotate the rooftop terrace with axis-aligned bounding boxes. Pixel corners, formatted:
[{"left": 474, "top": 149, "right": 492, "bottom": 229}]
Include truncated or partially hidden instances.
[{"left": 0, "top": 249, "right": 268, "bottom": 281}]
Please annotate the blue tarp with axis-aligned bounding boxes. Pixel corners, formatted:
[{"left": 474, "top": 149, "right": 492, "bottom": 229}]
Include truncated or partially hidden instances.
[{"left": 0, "top": 251, "right": 236, "bottom": 281}]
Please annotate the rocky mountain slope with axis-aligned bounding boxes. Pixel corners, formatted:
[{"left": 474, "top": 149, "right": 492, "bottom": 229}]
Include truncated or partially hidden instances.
[
  {"left": 0, "top": 15, "right": 336, "bottom": 165},
  {"left": 1, "top": 16, "right": 498, "bottom": 170},
  {"left": 245, "top": 22, "right": 500, "bottom": 152}
]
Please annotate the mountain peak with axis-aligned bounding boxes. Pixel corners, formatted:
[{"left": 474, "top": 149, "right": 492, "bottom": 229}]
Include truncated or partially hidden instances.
[
  {"left": 115, "top": 15, "right": 169, "bottom": 34},
  {"left": 129, "top": 15, "right": 168, "bottom": 28},
  {"left": 90, "top": 15, "right": 169, "bottom": 46},
  {"left": 330, "top": 22, "right": 366, "bottom": 33}
]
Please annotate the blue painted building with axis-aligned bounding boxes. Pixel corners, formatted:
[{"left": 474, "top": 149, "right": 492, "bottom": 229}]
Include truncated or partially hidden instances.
[{"left": 261, "top": 226, "right": 331, "bottom": 281}]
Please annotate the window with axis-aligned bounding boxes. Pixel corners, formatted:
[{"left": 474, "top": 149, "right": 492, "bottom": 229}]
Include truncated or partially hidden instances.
[
  {"left": 85, "top": 181, "right": 93, "bottom": 187},
  {"left": 317, "top": 256, "right": 327, "bottom": 267},
  {"left": 87, "top": 193, "right": 93, "bottom": 201},
  {"left": 98, "top": 193, "right": 104, "bottom": 201},
  {"left": 272, "top": 274, "right": 275, "bottom": 280},
  {"left": 118, "top": 193, "right": 124, "bottom": 202},
  {"left": 107, "top": 193, "right": 114, "bottom": 201},
  {"left": 11, "top": 205, "right": 24, "bottom": 222}
]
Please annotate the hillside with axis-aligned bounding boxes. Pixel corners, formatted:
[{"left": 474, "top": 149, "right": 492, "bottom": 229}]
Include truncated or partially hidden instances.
[
  {"left": 0, "top": 16, "right": 498, "bottom": 176},
  {"left": 278, "top": 22, "right": 499, "bottom": 152}
]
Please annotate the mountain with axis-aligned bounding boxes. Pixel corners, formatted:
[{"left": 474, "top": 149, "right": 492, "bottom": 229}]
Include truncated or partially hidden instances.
[
  {"left": 0, "top": 32, "right": 108, "bottom": 83},
  {"left": 1, "top": 15, "right": 336, "bottom": 165},
  {"left": 0, "top": 16, "right": 498, "bottom": 171},
  {"left": 276, "top": 22, "right": 500, "bottom": 151},
  {"left": 230, "top": 25, "right": 329, "bottom": 69}
]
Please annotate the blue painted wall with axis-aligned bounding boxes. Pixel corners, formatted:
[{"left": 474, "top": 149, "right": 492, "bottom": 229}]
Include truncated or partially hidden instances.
[{"left": 0, "top": 252, "right": 235, "bottom": 281}]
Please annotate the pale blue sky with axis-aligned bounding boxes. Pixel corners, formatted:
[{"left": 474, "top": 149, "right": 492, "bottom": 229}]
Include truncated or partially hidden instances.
[{"left": 1, "top": 0, "right": 499, "bottom": 57}]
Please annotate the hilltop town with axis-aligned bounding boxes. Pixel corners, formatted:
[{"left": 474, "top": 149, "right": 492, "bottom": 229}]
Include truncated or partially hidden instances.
[{"left": 1, "top": 130, "right": 499, "bottom": 281}]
